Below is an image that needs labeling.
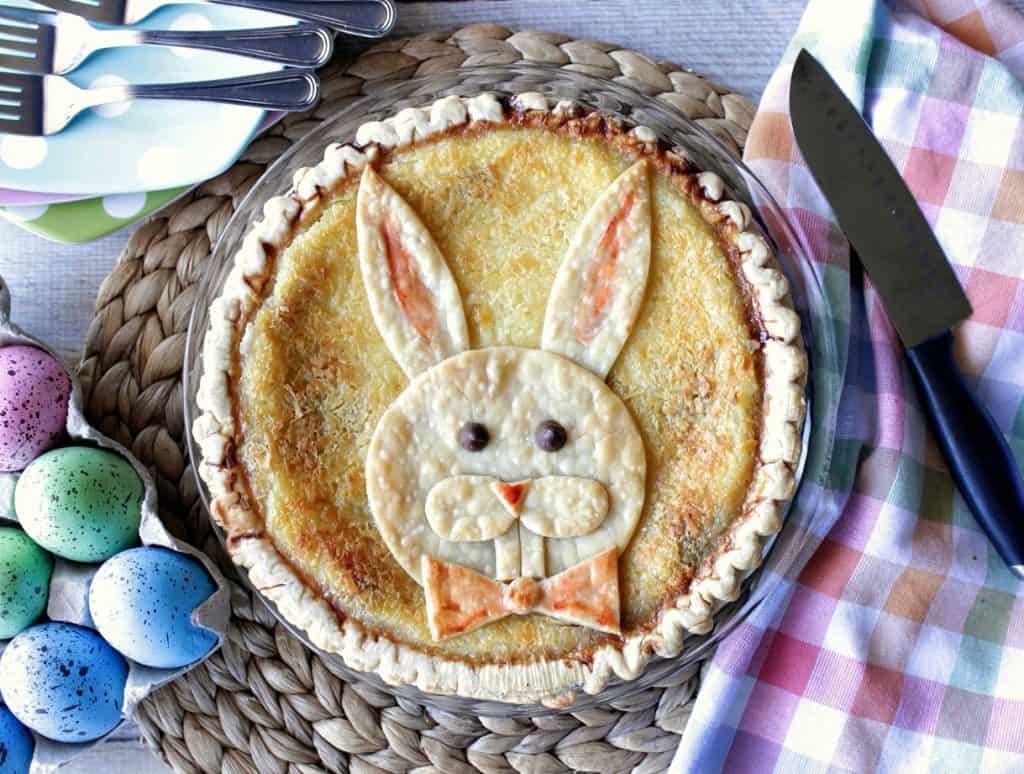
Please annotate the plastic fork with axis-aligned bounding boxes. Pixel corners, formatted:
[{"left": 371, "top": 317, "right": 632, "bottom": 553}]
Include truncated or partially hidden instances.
[
  {"left": 0, "top": 9, "right": 334, "bottom": 73},
  {"left": 0, "top": 70, "right": 320, "bottom": 135},
  {"left": 30, "top": 0, "right": 395, "bottom": 38}
]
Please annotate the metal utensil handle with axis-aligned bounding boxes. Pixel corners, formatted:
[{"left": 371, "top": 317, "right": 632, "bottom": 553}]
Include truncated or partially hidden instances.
[
  {"left": 128, "top": 70, "right": 319, "bottom": 110},
  {"left": 140, "top": 24, "right": 333, "bottom": 67},
  {"left": 206, "top": 0, "right": 394, "bottom": 38}
]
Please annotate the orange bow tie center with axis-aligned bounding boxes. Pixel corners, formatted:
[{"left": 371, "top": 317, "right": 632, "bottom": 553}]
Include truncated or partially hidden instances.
[{"left": 503, "top": 577, "right": 543, "bottom": 614}]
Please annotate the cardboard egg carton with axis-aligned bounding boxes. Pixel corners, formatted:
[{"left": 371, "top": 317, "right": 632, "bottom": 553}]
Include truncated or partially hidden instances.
[{"left": 0, "top": 275, "right": 230, "bottom": 774}]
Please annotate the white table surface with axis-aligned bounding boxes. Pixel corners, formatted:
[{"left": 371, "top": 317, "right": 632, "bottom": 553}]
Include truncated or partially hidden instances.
[{"left": 3, "top": 0, "right": 1014, "bottom": 771}]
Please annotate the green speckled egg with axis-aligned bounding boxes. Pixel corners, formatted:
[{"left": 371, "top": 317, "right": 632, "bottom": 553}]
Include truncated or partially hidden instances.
[
  {"left": 0, "top": 527, "right": 52, "bottom": 639},
  {"left": 15, "top": 447, "right": 143, "bottom": 563}
]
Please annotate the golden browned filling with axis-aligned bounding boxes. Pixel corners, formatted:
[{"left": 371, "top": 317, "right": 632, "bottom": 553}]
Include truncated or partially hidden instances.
[{"left": 235, "top": 125, "right": 763, "bottom": 663}]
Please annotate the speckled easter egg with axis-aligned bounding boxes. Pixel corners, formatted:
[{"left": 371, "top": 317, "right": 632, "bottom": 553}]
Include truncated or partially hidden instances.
[
  {"left": 0, "top": 527, "right": 53, "bottom": 639},
  {"left": 0, "top": 346, "right": 70, "bottom": 472},
  {"left": 0, "top": 623, "right": 127, "bottom": 742},
  {"left": 0, "top": 704, "right": 33, "bottom": 774},
  {"left": 89, "top": 547, "right": 218, "bottom": 669},
  {"left": 15, "top": 447, "right": 143, "bottom": 563}
]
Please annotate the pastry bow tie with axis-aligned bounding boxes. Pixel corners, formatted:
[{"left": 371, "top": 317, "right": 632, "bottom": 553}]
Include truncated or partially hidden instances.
[{"left": 422, "top": 547, "right": 621, "bottom": 641}]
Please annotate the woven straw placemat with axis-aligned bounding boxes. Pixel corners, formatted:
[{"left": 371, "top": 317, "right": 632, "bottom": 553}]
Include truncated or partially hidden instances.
[{"left": 78, "top": 25, "right": 754, "bottom": 774}]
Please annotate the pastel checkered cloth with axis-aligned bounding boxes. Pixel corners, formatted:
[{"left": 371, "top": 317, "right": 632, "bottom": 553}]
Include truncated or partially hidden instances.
[{"left": 672, "top": 1, "right": 1024, "bottom": 771}]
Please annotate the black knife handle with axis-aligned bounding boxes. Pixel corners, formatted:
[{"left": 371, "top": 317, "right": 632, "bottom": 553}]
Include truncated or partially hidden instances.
[{"left": 906, "top": 331, "right": 1024, "bottom": 578}]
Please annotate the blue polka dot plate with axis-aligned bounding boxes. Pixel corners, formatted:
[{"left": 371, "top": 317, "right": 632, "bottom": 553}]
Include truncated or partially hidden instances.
[{"left": 0, "top": 1, "right": 294, "bottom": 196}]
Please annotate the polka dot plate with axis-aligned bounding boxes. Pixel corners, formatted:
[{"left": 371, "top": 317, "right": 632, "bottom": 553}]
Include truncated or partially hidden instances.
[
  {"left": 0, "top": 1, "right": 298, "bottom": 241},
  {"left": 2, "top": 186, "right": 187, "bottom": 242}
]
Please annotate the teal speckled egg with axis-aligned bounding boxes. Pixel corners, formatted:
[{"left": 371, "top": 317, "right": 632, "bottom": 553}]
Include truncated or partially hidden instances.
[
  {"left": 0, "top": 527, "right": 52, "bottom": 639},
  {"left": 15, "top": 447, "right": 143, "bottom": 563}
]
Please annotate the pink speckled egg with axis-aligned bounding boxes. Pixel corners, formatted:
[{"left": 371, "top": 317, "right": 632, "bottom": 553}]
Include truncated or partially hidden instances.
[{"left": 0, "top": 345, "right": 70, "bottom": 472}]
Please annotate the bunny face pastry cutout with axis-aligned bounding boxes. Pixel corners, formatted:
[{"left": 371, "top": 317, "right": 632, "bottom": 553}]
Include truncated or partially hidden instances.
[{"left": 359, "top": 162, "right": 651, "bottom": 641}]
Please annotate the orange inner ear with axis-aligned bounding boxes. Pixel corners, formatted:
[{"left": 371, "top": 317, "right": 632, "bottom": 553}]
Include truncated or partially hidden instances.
[
  {"left": 574, "top": 190, "right": 637, "bottom": 343},
  {"left": 382, "top": 218, "right": 437, "bottom": 341}
]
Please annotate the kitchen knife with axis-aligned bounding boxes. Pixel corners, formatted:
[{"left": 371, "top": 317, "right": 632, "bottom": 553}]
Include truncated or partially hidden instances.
[{"left": 789, "top": 49, "right": 1024, "bottom": 579}]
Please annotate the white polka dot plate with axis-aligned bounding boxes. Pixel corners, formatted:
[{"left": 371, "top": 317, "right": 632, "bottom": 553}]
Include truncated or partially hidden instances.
[
  {"left": 1, "top": 185, "right": 186, "bottom": 242},
  {"left": 0, "top": 1, "right": 296, "bottom": 197}
]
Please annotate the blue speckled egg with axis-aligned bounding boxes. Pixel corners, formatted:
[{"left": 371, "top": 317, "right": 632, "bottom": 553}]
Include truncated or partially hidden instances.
[
  {"left": 0, "top": 527, "right": 53, "bottom": 639},
  {"left": 89, "top": 547, "right": 218, "bottom": 669},
  {"left": 0, "top": 346, "right": 70, "bottom": 473},
  {"left": 15, "top": 446, "right": 143, "bottom": 563},
  {"left": 0, "top": 704, "right": 33, "bottom": 774},
  {"left": 0, "top": 623, "right": 127, "bottom": 743}
]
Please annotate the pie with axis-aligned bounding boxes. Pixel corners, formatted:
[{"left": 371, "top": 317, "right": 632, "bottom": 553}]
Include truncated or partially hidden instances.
[{"left": 193, "top": 91, "right": 807, "bottom": 705}]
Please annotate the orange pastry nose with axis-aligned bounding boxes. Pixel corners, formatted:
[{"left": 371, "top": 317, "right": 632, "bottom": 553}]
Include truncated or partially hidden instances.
[{"left": 493, "top": 480, "right": 530, "bottom": 514}]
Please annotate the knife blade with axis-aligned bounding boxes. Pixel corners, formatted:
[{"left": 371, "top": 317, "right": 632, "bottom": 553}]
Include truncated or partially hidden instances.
[
  {"left": 790, "top": 49, "right": 1024, "bottom": 580},
  {"left": 790, "top": 50, "right": 972, "bottom": 347}
]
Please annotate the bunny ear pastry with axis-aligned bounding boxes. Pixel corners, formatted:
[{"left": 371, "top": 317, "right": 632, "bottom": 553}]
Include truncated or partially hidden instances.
[
  {"left": 356, "top": 166, "right": 470, "bottom": 378},
  {"left": 542, "top": 161, "right": 652, "bottom": 380}
]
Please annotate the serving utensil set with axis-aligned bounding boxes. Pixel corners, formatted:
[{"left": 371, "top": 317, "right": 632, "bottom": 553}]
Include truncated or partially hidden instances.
[
  {"left": 0, "top": 0, "right": 395, "bottom": 135},
  {"left": 0, "top": 10, "right": 335, "bottom": 73},
  {"left": 32, "top": 0, "right": 393, "bottom": 38}
]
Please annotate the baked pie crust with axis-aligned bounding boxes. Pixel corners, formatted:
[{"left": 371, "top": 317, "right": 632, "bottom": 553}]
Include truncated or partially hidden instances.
[{"left": 194, "top": 92, "right": 807, "bottom": 705}]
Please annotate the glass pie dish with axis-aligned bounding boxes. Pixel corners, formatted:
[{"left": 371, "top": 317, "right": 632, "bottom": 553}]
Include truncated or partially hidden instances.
[{"left": 184, "top": 64, "right": 840, "bottom": 716}]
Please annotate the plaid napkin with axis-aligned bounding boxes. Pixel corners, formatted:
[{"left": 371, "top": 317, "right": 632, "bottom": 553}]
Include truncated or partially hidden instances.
[{"left": 672, "top": 1, "right": 1024, "bottom": 771}]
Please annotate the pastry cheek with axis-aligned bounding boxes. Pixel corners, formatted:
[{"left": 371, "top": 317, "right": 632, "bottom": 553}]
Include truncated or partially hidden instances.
[
  {"left": 518, "top": 477, "right": 609, "bottom": 538},
  {"left": 425, "top": 475, "right": 519, "bottom": 541}
]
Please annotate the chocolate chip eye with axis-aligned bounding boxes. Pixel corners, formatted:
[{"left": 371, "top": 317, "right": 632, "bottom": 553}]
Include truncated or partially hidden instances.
[
  {"left": 535, "top": 420, "right": 567, "bottom": 452},
  {"left": 459, "top": 422, "right": 489, "bottom": 451}
]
